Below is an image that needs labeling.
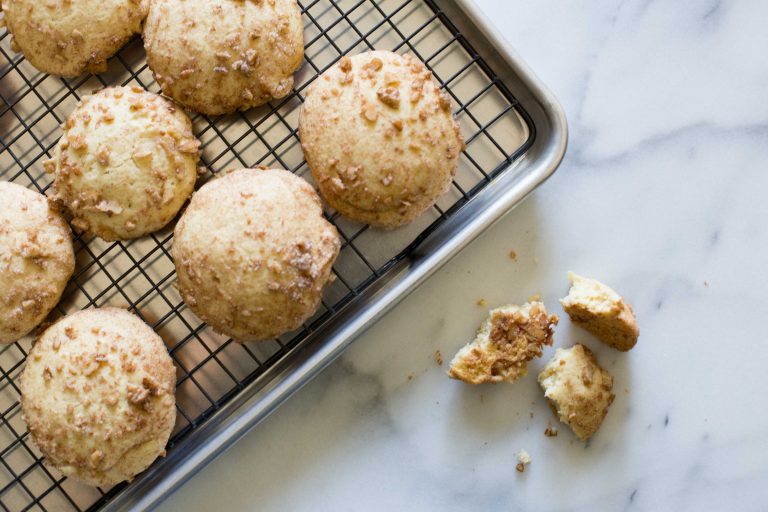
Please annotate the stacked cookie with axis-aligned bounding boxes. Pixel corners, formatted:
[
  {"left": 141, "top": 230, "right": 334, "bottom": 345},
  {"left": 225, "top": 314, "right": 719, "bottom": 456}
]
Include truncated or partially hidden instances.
[{"left": 3, "top": 0, "right": 468, "bottom": 488}]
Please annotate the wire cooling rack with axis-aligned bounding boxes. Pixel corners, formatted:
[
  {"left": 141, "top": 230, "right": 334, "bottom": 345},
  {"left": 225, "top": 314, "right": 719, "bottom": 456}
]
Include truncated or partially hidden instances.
[{"left": 0, "top": 0, "right": 535, "bottom": 510}]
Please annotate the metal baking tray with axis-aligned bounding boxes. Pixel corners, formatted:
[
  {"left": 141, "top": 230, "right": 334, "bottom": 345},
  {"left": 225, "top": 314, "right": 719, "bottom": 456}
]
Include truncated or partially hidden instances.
[{"left": 0, "top": 0, "right": 566, "bottom": 510}]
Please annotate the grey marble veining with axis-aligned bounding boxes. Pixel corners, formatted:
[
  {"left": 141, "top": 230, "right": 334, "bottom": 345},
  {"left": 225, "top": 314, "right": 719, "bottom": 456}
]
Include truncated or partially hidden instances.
[{"left": 159, "top": 1, "right": 768, "bottom": 511}]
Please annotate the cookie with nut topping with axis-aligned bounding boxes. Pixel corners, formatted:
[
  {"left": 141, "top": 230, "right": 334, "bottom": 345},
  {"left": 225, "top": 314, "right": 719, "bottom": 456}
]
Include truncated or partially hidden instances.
[
  {"left": 1, "top": 0, "right": 147, "bottom": 77},
  {"left": 173, "top": 168, "right": 340, "bottom": 342},
  {"left": 143, "top": 0, "right": 304, "bottom": 115},
  {"left": 448, "top": 301, "right": 558, "bottom": 385},
  {"left": 0, "top": 182, "right": 75, "bottom": 344},
  {"left": 20, "top": 307, "right": 176, "bottom": 486},
  {"left": 538, "top": 344, "right": 615, "bottom": 441},
  {"left": 299, "top": 50, "right": 465, "bottom": 228},
  {"left": 47, "top": 86, "right": 201, "bottom": 241}
]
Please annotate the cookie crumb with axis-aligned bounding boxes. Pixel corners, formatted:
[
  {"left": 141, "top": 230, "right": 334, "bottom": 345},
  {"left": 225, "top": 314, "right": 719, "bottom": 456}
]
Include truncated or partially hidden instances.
[
  {"left": 544, "top": 426, "right": 558, "bottom": 437},
  {"left": 508, "top": 250, "right": 517, "bottom": 261},
  {"left": 476, "top": 298, "right": 487, "bottom": 307},
  {"left": 516, "top": 449, "right": 531, "bottom": 472},
  {"left": 434, "top": 350, "right": 443, "bottom": 366}
]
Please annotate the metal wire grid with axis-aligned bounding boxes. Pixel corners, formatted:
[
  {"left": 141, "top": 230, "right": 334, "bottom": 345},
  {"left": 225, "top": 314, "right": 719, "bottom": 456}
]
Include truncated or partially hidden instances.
[{"left": 0, "top": 0, "right": 534, "bottom": 510}]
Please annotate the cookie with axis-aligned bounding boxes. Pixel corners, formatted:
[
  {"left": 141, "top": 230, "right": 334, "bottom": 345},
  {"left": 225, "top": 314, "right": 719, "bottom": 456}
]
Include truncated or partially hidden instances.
[
  {"left": 560, "top": 272, "right": 639, "bottom": 351},
  {"left": 2, "top": 0, "right": 147, "bottom": 76},
  {"left": 299, "top": 50, "right": 464, "bottom": 228},
  {"left": 20, "top": 307, "right": 176, "bottom": 486},
  {"left": 48, "top": 86, "right": 200, "bottom": 241},
  {"left": 143, "top": 0, "right": 304, "bottom": 115},
  {"left": 448, "top": 301, "right": 558, "bottom": 384},
  {"left": 0, "top": 182, "right": 74, "bottom": 344},
  {"left": 538, "top": 344, "right": 615, "bottom": 441},
  {"left": 173, "top": 168, "right": 340, "bottom": 342}
]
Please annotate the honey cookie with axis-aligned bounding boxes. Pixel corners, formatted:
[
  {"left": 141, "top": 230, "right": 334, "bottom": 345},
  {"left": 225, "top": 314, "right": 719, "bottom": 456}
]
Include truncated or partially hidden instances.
[
  {"left": 20, "top": 307, "right": 176, "bottom": 486},
  {"left": 48, "top": 86, "right": 200, "bottom": 241},
  {"left": 173, "top": 168, "right": 340, "bottom": 342},
  {"left": 299, "top": 50, "right": 464, "bottom": 228},
  {"left": 1, "top": 0, "right": 147, "bottom": 76},
  {"left": 143, "top": 0, "right": 304, "bottom": 115},
  {"left": 0, "top": 182, "right": 74, "bottom": 344}
]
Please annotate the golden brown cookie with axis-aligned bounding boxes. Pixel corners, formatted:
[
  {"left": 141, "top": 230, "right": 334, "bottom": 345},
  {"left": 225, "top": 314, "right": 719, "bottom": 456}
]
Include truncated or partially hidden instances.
[
  {"left": 560, "top": 272, "right": 639, "bottom": 351},
  {"left": 20, "top": 307, "right": 176, "bottom": 486},
  {"left": 538, "top": 344, "right": 615, "bottom": 441},
  {"left": 299, "top": 50, "right": 464, "bottom": 228},
  {"left": 143, "top": 0, "right": 304, "bottom": 115},
  {"left": 448, "top": 301, "right": 558, "bottom": 384},
  {"left": 1, "top": 0, "right": 147, "bottom": 76},
  {"left": 48, "top": 86, "right": 200, "bottom": 241},
  {"left": 0, "top": 182, "right": 74, "bottom": 344},
  {"left": 173, "top": 168, "right": 340, "bottom": 342}
]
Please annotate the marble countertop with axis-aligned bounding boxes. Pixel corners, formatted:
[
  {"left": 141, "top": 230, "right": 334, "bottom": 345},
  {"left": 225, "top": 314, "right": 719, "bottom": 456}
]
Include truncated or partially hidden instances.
[{"left": 159, "top": 1, "right": 768, "bottom": 510}]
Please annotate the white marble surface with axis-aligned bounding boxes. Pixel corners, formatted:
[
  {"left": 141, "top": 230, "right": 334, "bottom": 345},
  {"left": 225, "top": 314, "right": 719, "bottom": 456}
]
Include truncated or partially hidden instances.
[{"left": 159, "top": 1, "right": 768, "bottom": 510}]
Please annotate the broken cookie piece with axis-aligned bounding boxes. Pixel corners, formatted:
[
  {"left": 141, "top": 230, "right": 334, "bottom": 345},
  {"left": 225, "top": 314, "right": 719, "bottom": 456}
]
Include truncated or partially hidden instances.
[
  {"left": 448, "top": 301, "right": 558, "bottom": 384},
  {"left": 538, "top": 344, "right": 615, "bottom": 441},
  {"left": 516, "top": 449, "right": 531, "bottom": 472},
  {"left": 560, "top": 272, "right": 639, "bottom": 351}
]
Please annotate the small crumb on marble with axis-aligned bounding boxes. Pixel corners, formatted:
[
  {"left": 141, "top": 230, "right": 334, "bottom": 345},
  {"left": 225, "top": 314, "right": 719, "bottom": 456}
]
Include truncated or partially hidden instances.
[
  {"left": 434, "top": 350, "right": 443, "bottom": 366},
  {"left": 516, "top": 449, "right": 531, "bottom": 472},
  {"left": 704, "top": 281, "right": 709, "bottom": 288},
  {"left": 544, "top": 426, "right": 558, "bottom": 437},
  {"left": 509, "top": 250, "right": 517, "bottom": 261},
  {"left": 476, "top": 298, "right": 487, "bottom": 307}
]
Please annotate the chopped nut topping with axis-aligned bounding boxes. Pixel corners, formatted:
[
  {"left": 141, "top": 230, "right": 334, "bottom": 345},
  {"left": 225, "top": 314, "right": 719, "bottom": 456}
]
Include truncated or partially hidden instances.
[
  {"left": 366, "top": 57, "right": 383, "bottom": 71},
  {"left": 90, "top": 450, "right": 105, "bottom": 467},
  {"left": 377, "top": 87, "right": 401, "bottom": 108},
  {"left": 68, "top": 134, "right": 87, "bottom": 151},
  {"left": 340, "top": 166, "right": 360, "bottom": 183},
  {"left": 127, "top": 383, "right": 150, "bottom": 406},
  {"left": 410, "top": 79, "right": 424, "bottom": 103},
  {"left": 177, "top": 139, "right": 200, "bottom": 154},
  {"left": 97, "top": 146, "right": 110, "bottom": 166},
  {"left": 438, "top": 92, "right": 452, "bottom": 111},
  {"left": 43, "top": 159, "right": 56, "bottom": 174},
  {"left": 361, "top": 104, "right": 378, "bottom": 122}
]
